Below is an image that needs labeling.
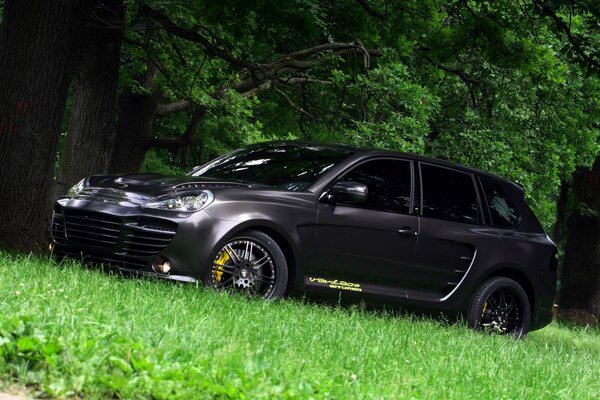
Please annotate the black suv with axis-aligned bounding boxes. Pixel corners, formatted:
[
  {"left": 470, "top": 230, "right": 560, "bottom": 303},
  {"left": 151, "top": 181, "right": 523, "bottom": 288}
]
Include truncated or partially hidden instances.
[{"left": 51, "top": 141, "right": 557, "bottom": 337}]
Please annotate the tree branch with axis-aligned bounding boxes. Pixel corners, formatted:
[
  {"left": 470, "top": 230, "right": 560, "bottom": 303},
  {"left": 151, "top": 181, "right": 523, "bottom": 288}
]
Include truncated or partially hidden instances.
[
  {"left": 272, "top": 83, "right": 317, "bottom": 121},
  {"left": 140, "top": 5, "right": 258, "bottom": 71},
  {"left": 533, "top": 0, "right": 600, "bottom": 72},
  {"left": 156, "top": 100, "right": 191, "bottom": 116},
  {"left": 425, "top": 58, "right": 481, "bottom": 86},
  {"left": 422, "top": 55, "right": 481, "bottom": 107},
  {"left": 146, "top": 106, "right": 207, "bottom": 150},
  {"left": 355, "top": 0, "right": 386, "bottom": 20},
  {"left": 139, "top": 27, "right": 380, "bottom": 151},
  {"left": 123, "top": 36, "right": 194, "bottom": 102}
]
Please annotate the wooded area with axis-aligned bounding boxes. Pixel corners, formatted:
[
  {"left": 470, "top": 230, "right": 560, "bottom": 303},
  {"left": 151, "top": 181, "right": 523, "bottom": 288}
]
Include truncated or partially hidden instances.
[{"left": 0, "top": 0, "right": 598, "bottom": 323}]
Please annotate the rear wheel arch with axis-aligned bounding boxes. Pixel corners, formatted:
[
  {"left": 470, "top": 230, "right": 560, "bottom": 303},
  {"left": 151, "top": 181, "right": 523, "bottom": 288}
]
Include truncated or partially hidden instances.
[
  {"left": 467, "top": 276, "right": 531, "bottom": 338},
  {"left": 476, "top": 266, "right": 536, "bottom": 313}
]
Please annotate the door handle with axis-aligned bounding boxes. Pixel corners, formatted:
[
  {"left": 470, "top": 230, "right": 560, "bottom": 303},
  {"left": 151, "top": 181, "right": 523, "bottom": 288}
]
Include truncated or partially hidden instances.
[{"left": 397, "top": 227, "right": 418, "bottom": 237}]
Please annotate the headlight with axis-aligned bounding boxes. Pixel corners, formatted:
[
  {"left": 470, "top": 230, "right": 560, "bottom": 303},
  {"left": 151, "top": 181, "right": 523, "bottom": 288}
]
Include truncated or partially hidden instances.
[
  {"left": 66, "top": 179, "right": 86, "bottom": 198},
  {"left": 142, "top": 191, "right": 214, "bottom": 212}
]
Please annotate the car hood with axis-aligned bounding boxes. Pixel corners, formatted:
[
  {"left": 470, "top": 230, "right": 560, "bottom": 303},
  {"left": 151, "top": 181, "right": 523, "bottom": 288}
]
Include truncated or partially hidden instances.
[{"left": 85, "top": 173, "right": 250, "bottom": 196}]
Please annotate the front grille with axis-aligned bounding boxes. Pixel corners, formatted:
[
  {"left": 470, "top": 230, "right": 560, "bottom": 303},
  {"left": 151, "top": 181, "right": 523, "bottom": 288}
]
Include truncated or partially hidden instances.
[
  {"left": 61, "top": 210, "right": 177, "bottom": 257},
  {"left": 51, "top": 207, "right": 66, "bottom": 244},
  {"left": 64, "top": 210, "right": 121, "bottom": 247}
]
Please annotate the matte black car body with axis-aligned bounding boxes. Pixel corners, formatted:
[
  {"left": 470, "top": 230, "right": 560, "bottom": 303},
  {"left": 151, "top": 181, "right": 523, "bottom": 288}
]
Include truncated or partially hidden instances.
[{"left": 51, "top": 142, "right": 557, "bottom": 332}]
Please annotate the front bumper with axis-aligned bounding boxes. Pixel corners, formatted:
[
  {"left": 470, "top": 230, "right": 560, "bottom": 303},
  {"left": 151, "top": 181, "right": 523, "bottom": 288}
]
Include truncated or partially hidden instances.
[{"left": 51, "top": 198, "right": 235, "bottom": 281}]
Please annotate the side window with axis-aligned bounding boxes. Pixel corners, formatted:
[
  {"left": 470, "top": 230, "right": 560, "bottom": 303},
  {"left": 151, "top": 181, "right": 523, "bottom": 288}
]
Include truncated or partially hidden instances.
[
  {"left": 421, "top": 164, "right": 479, "bottom": 224},
  {"left": 480, "top": 178, "right": 520, "bottom": 228},
  {"left": 339, "top": 159, "right": 412, "bottom": 214}
]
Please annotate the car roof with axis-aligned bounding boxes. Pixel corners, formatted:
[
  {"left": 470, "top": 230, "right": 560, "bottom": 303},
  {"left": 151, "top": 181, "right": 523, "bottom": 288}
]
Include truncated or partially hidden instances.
[{"left": 268, "top": 140, "right": 524, "bottom": 192}]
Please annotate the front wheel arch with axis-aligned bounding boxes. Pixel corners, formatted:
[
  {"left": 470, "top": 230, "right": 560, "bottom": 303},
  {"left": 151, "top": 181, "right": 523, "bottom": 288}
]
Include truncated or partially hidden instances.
[
  {"left": 214, "top": 222, "right": 299, "bottom": 296},
  {"left": 243, "top": 227, "right": 297, "bottom": 295},
  {"left": 205, "top": 229, "right": 289, "bottom": 299}
]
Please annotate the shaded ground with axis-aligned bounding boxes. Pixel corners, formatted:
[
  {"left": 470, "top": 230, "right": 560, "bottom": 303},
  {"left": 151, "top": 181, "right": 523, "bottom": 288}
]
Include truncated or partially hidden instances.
[
  {"left": 0, "top": 394, "right": 26, "bottom": 400},
  {"left": 0, "top": 386, "right": 28, "bottom": 400}
]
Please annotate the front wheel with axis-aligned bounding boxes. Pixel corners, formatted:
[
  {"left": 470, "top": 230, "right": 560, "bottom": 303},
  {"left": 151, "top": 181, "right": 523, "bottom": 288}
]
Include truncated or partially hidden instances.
[
  {"left": 467, "top": 277, "right": 531, "bottom": 338},
  {"left": 206, "top": 230, "right": 288, "bottom": 299}
]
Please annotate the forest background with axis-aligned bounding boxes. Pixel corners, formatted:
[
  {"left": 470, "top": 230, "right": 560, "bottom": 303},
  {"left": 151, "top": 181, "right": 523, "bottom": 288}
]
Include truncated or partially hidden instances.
[{"left": 0, "top": 0, "right": 599, "bottom": 321}]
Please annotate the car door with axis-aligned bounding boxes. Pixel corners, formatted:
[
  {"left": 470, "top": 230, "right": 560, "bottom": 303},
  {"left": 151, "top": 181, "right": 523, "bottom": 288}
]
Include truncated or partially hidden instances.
[
  {"left": 308, "top": 158, "right": 418, "bottom": 297},
  {"left": 409, "top": 163, "right": 500, "bottom": 300}
]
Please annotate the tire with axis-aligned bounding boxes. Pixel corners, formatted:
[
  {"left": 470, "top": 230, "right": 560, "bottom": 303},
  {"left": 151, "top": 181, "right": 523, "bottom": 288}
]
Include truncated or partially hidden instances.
[
  {"left": 467, "top": 277, "right": 531, "bottom": 338},
  {"left": 205, "top": 230, "right": 288, "bottom": 299}
]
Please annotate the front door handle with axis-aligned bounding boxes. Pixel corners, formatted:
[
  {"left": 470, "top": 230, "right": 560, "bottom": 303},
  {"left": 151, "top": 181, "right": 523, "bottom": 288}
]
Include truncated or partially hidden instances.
[{"left": 397, "top": 227, "right": 418, "bottom": 237}]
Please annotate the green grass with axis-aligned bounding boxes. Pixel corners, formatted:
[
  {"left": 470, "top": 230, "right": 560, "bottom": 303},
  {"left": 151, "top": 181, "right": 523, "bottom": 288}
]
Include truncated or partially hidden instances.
[{"left": 0, "top": 252, "right": 599, "bottom": 399}]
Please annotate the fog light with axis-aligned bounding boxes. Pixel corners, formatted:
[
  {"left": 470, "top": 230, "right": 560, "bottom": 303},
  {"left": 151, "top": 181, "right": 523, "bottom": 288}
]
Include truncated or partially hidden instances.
[{"left": 152, "top": 258, "right": 171, "bottom": 274}]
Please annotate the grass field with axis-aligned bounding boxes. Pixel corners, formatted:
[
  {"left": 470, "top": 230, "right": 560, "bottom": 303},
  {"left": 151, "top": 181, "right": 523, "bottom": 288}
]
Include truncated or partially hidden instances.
[{"left": 0, "top": 252, "right": 599, "bottom": 399}]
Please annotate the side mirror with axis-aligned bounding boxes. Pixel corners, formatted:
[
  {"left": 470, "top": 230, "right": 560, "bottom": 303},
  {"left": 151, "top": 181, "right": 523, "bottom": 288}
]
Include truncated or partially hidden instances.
[{"left": 330, "top": 181, "right": 368, "bottom": 204}]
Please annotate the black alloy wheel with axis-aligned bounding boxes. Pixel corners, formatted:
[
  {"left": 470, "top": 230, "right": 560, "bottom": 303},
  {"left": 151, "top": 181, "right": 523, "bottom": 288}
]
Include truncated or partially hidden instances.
[
  {"left": 467, "top": 277, "right": 531, "bottom": 338},
  {"left": 207, "top": 230, "right": 288, "bottom": 299}
]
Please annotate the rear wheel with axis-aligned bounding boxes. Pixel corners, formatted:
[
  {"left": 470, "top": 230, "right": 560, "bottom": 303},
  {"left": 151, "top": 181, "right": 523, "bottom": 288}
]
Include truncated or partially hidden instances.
[
  {"left": 206, "top": 230, "right": 288, "bottom": 299},
  {"left": 467, "top": 277, "right": 531, "bottom": 338}
]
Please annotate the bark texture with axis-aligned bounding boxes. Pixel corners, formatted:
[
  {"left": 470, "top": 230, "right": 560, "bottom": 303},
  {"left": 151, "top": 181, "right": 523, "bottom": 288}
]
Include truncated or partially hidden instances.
[
  {"left": 56, "top": 0, "right": 124, "bottom": 196},
  {"left": 108, "top": 65, "right": 161, "bottom": 174},
  {"left": 553, "top": 180, "right": 569, "bottom": 244},
  {"left": 0, "top": 0, "right": 96, "bottom": 252},
  {"left": 558, "top": 157, "right": 600, "bottom": 322}
]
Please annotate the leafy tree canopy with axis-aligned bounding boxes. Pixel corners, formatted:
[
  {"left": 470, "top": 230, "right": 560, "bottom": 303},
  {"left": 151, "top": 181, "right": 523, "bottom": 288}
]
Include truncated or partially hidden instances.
[{"left": 117, "top": 0, "right": 598, "bottom": 229}]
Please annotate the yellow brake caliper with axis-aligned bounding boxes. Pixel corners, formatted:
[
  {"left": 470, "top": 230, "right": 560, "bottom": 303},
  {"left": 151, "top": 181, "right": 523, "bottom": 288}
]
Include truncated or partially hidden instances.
[
  {"left": 213, "top": 250, "right": 230, "bottom": 283},
  {"left": 481, "top": 302, "right": 488, "bottom": 317}
]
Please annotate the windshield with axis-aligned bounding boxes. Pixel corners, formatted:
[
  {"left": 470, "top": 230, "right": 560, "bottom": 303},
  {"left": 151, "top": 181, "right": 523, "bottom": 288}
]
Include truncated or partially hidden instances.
[{"left": 190, "top": 143, "right": 355, "bottom": 191}]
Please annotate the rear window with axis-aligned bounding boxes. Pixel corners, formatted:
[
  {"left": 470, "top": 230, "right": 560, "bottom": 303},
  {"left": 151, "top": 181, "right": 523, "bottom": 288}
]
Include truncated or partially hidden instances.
[
  {"left": 480, "top": 178, "right": 520, "bottom": 228},
  {"left": 420, "top": 164, "right": 480, "bottom": 224}
]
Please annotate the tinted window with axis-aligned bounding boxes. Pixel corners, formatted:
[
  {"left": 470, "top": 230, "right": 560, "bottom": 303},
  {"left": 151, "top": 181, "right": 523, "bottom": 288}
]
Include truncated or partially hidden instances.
[
  {"left": 191, "top": 143, "right": 354, "bottom": 191},
  {"left": 421, "top": 164, "right": 479, "bottom": 224},
  {"left": 481, "top": 178, "right": 519, "bottom": 228},
  {"left": 339, "top": 159, "right": 412, "bottom": 213}
]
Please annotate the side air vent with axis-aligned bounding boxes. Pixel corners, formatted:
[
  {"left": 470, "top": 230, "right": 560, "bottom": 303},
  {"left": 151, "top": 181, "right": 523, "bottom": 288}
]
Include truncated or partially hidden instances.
[
  {"left": 122, "top": 220, "right": 177, "bottom": 257},
  {"left": 443, "top": 254, "right": 475, "bottom": 295}
]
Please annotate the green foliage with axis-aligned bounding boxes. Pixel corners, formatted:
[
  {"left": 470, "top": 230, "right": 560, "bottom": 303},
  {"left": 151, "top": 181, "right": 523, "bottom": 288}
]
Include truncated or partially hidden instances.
[
  {"left": 202, "top": 92, "right": 265, "bottom": 158},
  {"left": 116, "top": 0, "right": 600, "bottom": 230},
  {"left": 377, "top": 0, "right": 600, "bottom": 229},
  {"left": 140, "top": 150, "right": 186, "bottom": 175},
  {"left": 330, "top": 62, "right": 439, "bottom": 153},
  {"left": 1, "top": 253, "right": 600, "bottom": 398}
]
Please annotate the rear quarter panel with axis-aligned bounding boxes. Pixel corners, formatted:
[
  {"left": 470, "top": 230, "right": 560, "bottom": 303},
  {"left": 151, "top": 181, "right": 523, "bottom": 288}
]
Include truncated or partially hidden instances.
[{"left": 496, "top": 183, "right": 557, "bottom": 329}]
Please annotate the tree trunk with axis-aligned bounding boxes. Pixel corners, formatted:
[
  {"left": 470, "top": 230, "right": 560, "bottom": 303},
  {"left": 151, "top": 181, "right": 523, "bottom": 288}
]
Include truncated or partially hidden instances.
[
  {"left": 558, "top": 157, "right": 600, "bottom": 322},
  {"left": 108, "top": 65, "right": 160, "bottom": 174},
  {"left": 56, "top": 0, "right": 124, "bottom": 197},
  {"left": 553, "top": 180, "right": 570, "bottom": 244},
  {"left": 0, "top": 0, "right": 95, "bottom": 252}
]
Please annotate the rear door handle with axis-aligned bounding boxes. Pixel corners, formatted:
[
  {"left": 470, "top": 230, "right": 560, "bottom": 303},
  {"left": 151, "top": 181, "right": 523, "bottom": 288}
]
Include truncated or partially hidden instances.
[{"left": 397, "top": 227, "right": 418, "bottom": 237}]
